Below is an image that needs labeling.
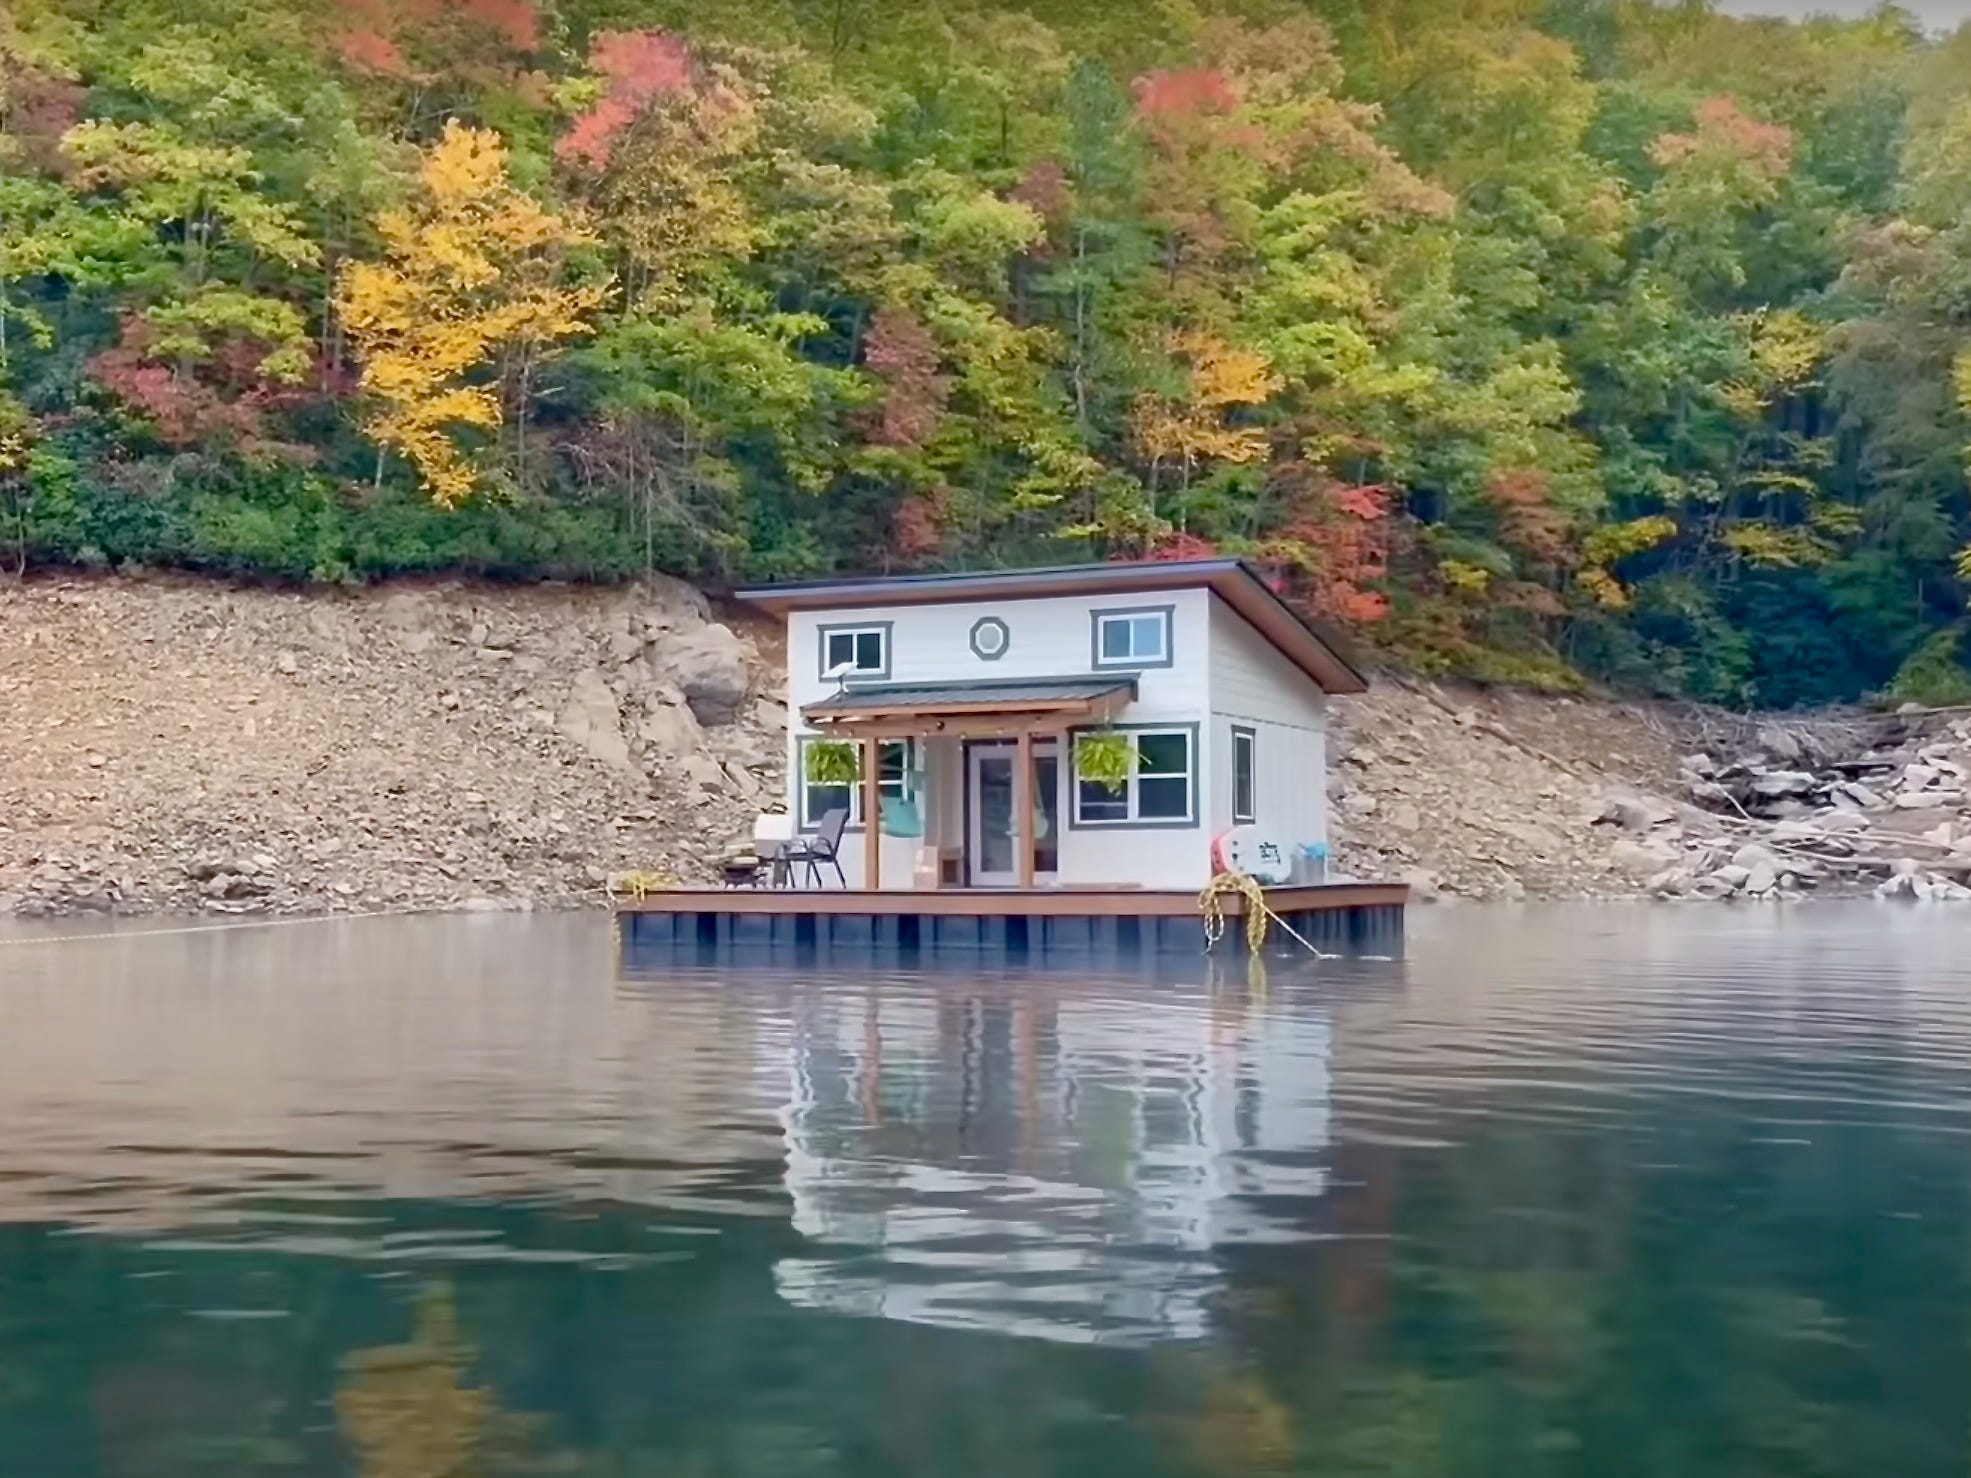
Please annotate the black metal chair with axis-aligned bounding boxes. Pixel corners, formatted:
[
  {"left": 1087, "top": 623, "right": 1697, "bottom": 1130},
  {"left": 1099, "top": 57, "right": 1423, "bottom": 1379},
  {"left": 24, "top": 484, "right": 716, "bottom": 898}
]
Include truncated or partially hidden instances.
[{"left": 782, "top": 807, "right": 849, "bottom": 889}]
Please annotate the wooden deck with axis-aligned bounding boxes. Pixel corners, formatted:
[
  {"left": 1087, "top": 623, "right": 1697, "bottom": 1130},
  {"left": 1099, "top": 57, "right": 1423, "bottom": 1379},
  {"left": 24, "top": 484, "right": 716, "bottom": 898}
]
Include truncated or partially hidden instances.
[{"left": 617, "top": 882, "right": 1407, "bottom": 961}]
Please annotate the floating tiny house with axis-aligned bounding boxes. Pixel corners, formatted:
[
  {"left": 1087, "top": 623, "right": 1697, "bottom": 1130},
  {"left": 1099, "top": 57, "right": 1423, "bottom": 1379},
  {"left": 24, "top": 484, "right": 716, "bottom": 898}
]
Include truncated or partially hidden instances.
[{"left": 617, "top": 560, "right": 1405, "bottom": 958}]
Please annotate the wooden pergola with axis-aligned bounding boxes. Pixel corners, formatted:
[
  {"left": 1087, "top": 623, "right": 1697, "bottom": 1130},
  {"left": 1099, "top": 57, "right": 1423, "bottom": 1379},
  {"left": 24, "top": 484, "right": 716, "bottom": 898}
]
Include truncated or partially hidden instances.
[{"left": 800, "top": 678, "right": 1136, "bottom": 890}]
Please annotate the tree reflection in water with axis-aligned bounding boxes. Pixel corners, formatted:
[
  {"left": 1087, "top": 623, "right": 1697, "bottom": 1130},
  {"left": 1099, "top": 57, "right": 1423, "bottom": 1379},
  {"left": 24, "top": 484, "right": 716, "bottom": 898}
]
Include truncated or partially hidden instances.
[{"left": 337, "top": 1282, "right": 572, "bottom": 1478}]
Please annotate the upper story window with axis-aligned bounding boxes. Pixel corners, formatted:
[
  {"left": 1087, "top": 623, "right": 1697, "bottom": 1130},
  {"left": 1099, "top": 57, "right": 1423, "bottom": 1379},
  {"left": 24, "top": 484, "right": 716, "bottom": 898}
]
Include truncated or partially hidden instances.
[
  {"left": 1232, "top": 725, "right": 1257, "bottom": 825},
  {"left": 819, "top": 622, "right": 891, "bottom": 680},
  {"left": 1091, "top": 606, "right": 1173, "bottom": 670}
]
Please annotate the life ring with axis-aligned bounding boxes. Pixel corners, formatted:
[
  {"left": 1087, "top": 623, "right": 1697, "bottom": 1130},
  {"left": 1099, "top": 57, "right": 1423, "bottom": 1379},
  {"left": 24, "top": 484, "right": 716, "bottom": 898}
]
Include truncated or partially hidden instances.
[{"left": 1214, "top": 825, "right": 1295, "bottom": 886}]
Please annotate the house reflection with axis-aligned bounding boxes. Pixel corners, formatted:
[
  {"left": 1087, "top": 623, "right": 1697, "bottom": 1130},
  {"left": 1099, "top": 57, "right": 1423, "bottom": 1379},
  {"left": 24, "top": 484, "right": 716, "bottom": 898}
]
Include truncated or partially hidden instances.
[{"left": 766, "top": 977, "right": 1334, "bottom": 1346}]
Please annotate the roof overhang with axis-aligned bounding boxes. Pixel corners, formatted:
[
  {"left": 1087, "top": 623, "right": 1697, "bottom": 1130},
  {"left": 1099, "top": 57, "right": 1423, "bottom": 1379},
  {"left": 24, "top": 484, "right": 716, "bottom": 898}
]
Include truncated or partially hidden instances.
[
  {"left": 736, "top": 560, "right": 1367, "bottom": 695},
  {"left": 801, "top": 676, "right": 1137, "bottom": 738}
]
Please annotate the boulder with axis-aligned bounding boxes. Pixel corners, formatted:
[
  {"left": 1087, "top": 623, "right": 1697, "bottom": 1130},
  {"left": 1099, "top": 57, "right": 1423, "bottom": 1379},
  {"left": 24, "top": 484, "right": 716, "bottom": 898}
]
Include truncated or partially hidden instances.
[
  {"left": 1831, "top": 781, "right": 1884, "bottom": 811},
  {"left": 557, "top": 668, "right": 635, "bottom": 774},
  {"left": 637, "top": 573, "right": 713, "bottom": 626},
  {"left": 1744, "top": 859, "right": 1778, "bottom": 896},
  {"left": 1731, "top": 842, "right": 1779, "bottom": 873},
  {"left": 636, "top": 698, "right": 705, "bottom": 761},
  {"left": 1400, "top": 867, "right": 1442, "bottom": 902},
  {"left": 1597, "top": 792, "right": 1675, "bottom": 832},
  {"left": 1755, "top": 725, "right": 1804, "bottom": 765},
  {"left": 1814, "top": 809, "right": 1870, "bottom": 835},
  {"left": 606, "top": 619, "right": 644, "bottom": 666},
  {"left": 1893, "top": 790, "right": 1959, "bottom": 809},
  {"left": 648, "top": 623, "right": 753, "bottom": 726},
  {"left": 1647, "top": 866, "right": 1693, "bottom": 896},
  {"left": 1610, "top": 838, "right": 1676, "bottom": 879},
  {"left": 1749, "top": 771, "right": 1817, "bottom": 799}
]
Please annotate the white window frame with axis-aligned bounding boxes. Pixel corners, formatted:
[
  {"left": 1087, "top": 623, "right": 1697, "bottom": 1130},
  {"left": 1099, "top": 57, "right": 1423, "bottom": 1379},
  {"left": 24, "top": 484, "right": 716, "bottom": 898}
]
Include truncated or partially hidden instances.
[
  {"left": 798, "top": 737, "right": 916, "bottom": 831},
  {"left": 1090, "top": 606, "right": 1174, "bottom": 670},
  {"left": 818, "top": 623, "right": 891, "bottom": 680},
  {"left": 1232, "top": 725, "right": 1257, "bottom": 825},
  {"left": 1070, "top": 726, "right": 1196, "bottom": 828}
]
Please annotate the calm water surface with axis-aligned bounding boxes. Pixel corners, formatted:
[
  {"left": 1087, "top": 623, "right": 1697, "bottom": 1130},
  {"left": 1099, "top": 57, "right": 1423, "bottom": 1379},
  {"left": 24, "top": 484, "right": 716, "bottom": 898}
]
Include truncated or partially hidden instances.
[{"left": 0, "top": 905, "right": 1966, "bottom": 1475}]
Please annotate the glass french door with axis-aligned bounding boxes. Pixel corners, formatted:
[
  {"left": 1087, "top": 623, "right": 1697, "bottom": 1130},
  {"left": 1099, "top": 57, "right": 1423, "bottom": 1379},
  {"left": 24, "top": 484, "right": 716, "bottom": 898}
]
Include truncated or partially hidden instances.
[{"left": 968, "top": 744, "right": 1060, "bottom": 887}]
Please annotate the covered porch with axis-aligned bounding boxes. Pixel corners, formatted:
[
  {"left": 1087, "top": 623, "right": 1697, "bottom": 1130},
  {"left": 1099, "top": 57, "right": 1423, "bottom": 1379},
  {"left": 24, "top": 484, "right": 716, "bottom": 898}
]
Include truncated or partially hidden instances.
[{"left": 798, "top": 676, "right": 1139, "bottom": 892}]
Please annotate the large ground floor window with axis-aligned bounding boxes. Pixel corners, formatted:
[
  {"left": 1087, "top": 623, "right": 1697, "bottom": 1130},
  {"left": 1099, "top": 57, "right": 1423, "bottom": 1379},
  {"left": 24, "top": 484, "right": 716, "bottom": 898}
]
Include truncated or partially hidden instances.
[
  {"left": 1072, "top": 727, "right": 1195, "bottom": 827},
  {"left": 798, "top": 738, "right": 915, "bottom": 829}
]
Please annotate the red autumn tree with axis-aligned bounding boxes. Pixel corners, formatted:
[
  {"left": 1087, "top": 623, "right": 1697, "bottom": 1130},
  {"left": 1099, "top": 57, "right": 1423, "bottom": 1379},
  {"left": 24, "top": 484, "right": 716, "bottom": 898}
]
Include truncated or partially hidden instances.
[
  {"left": 1261, "top": 469, "right": 1392, "bottom": 623},
  {"left": 557, "top": 30, "right": 696, "bottom": 170},
  {"left": 864, "top": 306, "right": 948, "bottom": 450}
]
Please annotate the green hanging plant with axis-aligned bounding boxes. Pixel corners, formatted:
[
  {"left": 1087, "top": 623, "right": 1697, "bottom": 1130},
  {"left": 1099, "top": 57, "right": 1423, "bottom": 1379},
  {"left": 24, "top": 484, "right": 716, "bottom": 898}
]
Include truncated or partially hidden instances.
[
  {"left": 1074, "top": 730, "right": 1135, "bottom": 794},
  {"left": 804, "top": 740, "right": 861, "bottom": 786}
]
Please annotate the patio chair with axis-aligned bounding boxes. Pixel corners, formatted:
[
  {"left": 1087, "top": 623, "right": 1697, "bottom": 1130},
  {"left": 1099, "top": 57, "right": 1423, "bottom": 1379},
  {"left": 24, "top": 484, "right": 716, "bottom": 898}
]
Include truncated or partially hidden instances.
[{"left": 782, "top": 807, "right": 849, "bottom": 889}]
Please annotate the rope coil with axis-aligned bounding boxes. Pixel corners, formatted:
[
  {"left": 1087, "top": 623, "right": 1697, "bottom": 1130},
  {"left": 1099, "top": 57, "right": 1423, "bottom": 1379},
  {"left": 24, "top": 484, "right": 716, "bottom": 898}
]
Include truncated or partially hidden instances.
[
  {"left": 1199, "top": 870, "right": 1272, "bottom": 954},
  {"left": 1197, "top": 870, "right": 1333, "bottom": 959}
]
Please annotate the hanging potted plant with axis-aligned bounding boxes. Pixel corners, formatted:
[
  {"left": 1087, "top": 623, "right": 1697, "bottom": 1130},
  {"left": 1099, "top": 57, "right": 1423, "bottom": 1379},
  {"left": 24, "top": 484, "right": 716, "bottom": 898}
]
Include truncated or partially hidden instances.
[
  {"left": 804, "top": 740, "right": 861, "bottom": 786},
  {"left": 1074, "top": 730, "right": 1135, "bottom": 793}
]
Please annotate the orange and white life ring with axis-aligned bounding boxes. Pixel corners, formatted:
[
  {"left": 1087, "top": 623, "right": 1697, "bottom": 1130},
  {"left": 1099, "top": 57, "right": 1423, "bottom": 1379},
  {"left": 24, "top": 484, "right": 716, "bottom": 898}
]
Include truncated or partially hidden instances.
[{"left": 1213, "top": 825, "right": 1295, "bottom": 885}]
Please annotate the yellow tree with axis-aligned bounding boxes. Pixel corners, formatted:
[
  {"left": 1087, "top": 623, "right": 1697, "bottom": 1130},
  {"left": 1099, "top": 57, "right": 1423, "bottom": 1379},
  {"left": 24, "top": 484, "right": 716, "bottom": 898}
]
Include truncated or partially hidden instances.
[
  {"left": 1131, "top": 330, "right": 1281, "bottom": 497},
  {"left": 337, "top": 119, "right": 609, "bottom": 504}
]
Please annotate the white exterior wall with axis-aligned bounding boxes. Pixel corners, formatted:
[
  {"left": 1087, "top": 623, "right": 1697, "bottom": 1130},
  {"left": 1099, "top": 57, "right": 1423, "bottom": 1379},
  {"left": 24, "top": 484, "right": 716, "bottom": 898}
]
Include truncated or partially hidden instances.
[
  {"left": 1204, "top": 595, "right": 1330, "bottom": 855},
  {"left": 784, "top": 590, "right": 1215, "bottom": 889}
]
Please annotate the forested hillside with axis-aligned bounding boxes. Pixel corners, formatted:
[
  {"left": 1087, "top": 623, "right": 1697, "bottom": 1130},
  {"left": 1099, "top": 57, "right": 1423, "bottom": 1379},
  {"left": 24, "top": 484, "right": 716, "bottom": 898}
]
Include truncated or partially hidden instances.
[{"left": 2, "top": 0, "right": 1970, "bottom": 705}]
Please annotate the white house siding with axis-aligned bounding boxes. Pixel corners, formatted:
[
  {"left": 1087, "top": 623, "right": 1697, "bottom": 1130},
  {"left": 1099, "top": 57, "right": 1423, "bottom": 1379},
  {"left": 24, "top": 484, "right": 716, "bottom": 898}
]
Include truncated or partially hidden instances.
[
  {"left": 1204, "top": 594, "right": 1329, "bottom": 856},
  {"left": 784, "top": 590, "right": 1215, "bottom": 889}
]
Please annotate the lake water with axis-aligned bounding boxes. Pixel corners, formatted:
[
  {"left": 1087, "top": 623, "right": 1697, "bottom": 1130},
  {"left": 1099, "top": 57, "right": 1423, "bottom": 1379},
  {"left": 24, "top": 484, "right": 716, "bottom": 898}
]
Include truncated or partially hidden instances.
[{"left": 0, "top": 905, "right": 1966, "bottom": 1475}]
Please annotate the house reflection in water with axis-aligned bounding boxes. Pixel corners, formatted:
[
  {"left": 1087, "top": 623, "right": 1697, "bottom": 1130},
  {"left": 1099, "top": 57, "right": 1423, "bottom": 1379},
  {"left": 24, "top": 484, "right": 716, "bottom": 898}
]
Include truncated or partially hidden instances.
[{"left": 764, "top": 978, "right": 1332, "bottom": 1346}]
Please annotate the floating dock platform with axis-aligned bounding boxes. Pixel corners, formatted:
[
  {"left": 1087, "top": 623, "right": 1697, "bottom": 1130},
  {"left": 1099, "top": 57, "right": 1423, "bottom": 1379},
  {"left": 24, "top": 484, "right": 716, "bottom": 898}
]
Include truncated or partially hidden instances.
[{"left": 616, "top": 883, "right": 1406, "bottom": 964}]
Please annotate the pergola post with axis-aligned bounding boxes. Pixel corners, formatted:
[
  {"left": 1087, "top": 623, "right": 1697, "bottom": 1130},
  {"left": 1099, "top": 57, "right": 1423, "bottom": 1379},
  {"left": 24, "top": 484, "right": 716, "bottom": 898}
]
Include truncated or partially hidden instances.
[
  {"left": 862, "top": 734, "right": 881, "bottom": 890},
  {"left": 1016, "top": 727, "right": 1036, "bottom": 889}
]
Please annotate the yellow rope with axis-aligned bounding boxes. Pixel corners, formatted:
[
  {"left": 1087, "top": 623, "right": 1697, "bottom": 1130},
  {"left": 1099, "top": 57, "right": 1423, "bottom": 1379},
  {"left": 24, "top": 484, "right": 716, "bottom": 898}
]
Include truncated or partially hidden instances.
[
  {"left": 1198, "top": 869, "right": 1333, "bottom": 959},
  {"left": 606, "top": 871, "right": 676, "bottom": 903},
  {"left": 1199, "top": 870, "right": 1272, "bottom": 954}
]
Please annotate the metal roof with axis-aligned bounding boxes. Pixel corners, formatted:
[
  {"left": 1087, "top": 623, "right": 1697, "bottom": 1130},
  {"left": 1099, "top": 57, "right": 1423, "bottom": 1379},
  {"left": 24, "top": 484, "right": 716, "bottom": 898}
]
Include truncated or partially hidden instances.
[
  {"left": 734, "top": 559, "right": 1367, "bottom": 696},
  {"left": 804, "top": 676, "right": 1136, "bottom": 716}
]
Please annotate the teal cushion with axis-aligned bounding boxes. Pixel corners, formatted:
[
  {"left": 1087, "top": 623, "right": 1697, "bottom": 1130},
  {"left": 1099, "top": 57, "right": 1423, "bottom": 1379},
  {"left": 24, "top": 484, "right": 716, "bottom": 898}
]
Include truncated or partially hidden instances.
[{"left": 881, "top": 797, "right": 924, "bottom": 838}]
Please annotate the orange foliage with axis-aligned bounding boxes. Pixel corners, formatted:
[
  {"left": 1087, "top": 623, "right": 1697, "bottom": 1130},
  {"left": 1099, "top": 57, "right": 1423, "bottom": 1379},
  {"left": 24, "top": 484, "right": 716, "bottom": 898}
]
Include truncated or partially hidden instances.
[
  {"left": 331, "top": 0, "right": 539, "bottom": 82},
  {"left": 893, "top": 494, "right": 943, "bottom": 561},
  {"left": 336, "top": 29, "right": 411, "bottom": 78},
  {"left": 0, "top": 53, "right": 84, "bottom": 172},
  {"left": 1133, "top": 68, "right": 1242, "bottom": 133},
  {"left": 864, "top": 306, "right": 949, "bottom": 450},
  {"left": 558, "top": 30, "right": 697, "bottom": 170},
  {"left": 1260, "top": 469, "right": 1391, "bottom": 624},
  {"left": 1143, "top": 531, "right": 1220, "bottom": 562},
  {"left": 1486, "top": 468, "right": 1573, "bottom": 567},
  {"left": 1650, "top": 95, "right": 1792, "bottom": 181}
]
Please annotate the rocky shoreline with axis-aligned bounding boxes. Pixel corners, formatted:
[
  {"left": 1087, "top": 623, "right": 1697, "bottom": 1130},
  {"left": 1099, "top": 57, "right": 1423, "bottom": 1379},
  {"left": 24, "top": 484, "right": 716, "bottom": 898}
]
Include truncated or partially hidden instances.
[
  {"left": 2, "top": 573, "right": 1960, "bottom": 919},
  {"left": 1600, "top": 711, "right": 1971, "bottom": 902},
  {"left": 0, "top": 574, "right": 786, "bottom": 919}
]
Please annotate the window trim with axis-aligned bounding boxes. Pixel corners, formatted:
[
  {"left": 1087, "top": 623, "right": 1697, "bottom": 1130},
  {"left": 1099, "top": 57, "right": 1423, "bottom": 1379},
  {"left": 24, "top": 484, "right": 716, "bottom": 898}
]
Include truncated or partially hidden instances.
[
  {"left": 817, "top": 621, "right": 893, "bottom": 682},
  {"left": 796, "top": 735, "right": 916, "bottom": 833},
  {"left": 968, "top": 615, "right": 1011, "bottom": 662},
  {"left": 1089, "top": 605, "right": 1175, "bottom": 672},
  {"left": 1067, "top": 722, "right": 1199, "bottom": 830},
  {"left": 1231, "top": 724, "right": 1257, "bottom": 825}
]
